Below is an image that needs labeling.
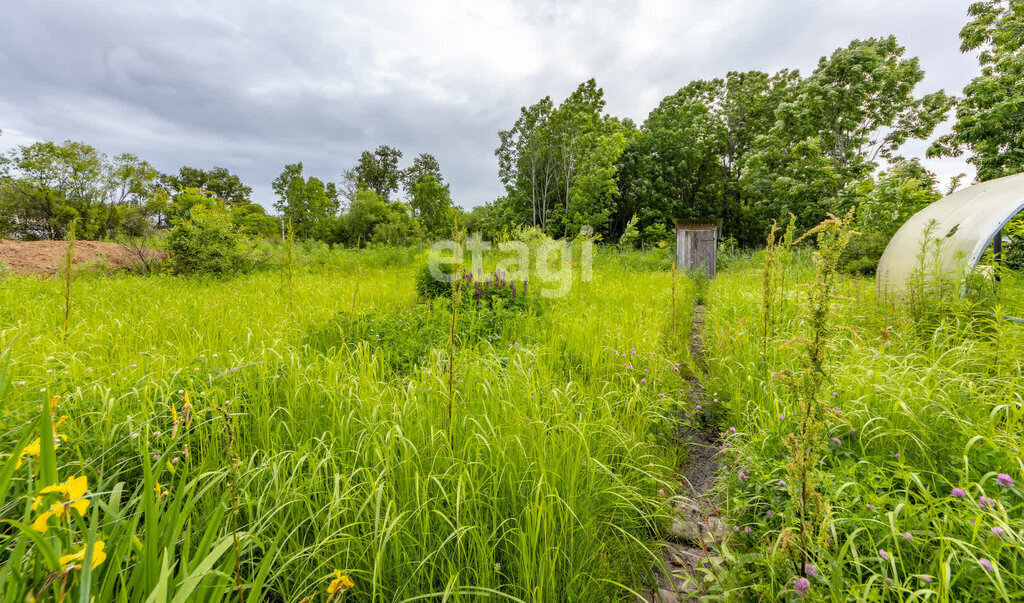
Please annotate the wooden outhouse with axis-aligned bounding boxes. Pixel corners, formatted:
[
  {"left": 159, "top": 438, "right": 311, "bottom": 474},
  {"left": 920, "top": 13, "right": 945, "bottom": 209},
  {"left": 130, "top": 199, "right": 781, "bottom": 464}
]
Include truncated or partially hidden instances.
[{"left": 675, "top": 221, "right": 718, "bottom": 277}]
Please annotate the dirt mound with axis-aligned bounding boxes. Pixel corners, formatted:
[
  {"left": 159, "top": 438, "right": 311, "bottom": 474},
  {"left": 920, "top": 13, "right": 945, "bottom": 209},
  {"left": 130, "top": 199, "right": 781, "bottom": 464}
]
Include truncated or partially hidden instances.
[{"left": 0, "top": 239, "right": 164, "bottom": 276}]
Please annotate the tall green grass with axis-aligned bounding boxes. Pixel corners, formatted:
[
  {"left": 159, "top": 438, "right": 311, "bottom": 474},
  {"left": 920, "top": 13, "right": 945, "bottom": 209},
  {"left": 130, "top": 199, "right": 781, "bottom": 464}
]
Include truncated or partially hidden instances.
[
  {"left": 0, "top": 249, "right": 695, "bottom": 601},
  {"left": 703, "top": 252, "right": 1024, "bottom": 601}
]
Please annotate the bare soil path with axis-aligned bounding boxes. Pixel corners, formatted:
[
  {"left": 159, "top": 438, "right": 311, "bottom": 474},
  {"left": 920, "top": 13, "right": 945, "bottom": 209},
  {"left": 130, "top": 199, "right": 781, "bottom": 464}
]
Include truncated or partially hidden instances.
[{"left": 644, "top": 305, "right": 726, "bottom": 602}]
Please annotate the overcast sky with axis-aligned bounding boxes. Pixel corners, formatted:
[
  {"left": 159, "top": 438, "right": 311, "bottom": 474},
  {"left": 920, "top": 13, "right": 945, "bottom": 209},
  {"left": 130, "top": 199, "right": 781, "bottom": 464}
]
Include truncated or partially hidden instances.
[{"left": 0, "top": 0, "right": 979, "bottom": 211}]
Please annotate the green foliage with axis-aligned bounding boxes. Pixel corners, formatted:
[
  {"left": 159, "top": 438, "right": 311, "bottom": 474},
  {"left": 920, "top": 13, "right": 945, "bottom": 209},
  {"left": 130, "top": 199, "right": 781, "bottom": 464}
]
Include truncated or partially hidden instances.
[
  {"left": 0, "top": 141, "right": 163, "bottom": 240},
  {"left": 495, "top": 79, "right": 631, "bottom": 238},
  {"left": 166, "top": 204, "right": 265, "bottom": 276},
  {"left": 271, "top": 162, "right": 339, "bottom": 240},
  {"left": 929, "top": 0, "right": 1024, "bottom": 181},
  {"left": 743, "top": 37, "right": 951, "bottom": 236}
]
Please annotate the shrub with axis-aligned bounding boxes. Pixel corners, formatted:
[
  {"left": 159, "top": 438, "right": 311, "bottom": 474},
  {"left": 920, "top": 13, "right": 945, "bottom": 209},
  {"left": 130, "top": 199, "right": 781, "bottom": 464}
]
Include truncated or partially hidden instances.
[
  {"left": 839, "top": 230, "right": 890, "bottom": 274},
  {"left": 167, "top": 205, "right": 265, "bottom": 276},
  {"left": 415, "top": 261, "right": 456, "bottom": 299}
]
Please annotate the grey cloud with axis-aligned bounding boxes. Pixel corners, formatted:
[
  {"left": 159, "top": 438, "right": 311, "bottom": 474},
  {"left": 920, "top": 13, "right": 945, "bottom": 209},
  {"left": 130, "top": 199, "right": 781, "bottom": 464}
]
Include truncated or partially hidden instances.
[{"left": 1, "top": 0, "right": 978, "bottom": 210}]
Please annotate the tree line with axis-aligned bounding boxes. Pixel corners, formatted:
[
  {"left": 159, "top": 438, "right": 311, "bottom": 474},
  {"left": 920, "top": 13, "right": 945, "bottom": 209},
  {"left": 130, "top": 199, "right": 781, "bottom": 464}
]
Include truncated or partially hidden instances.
[{"left": 1, "top": 1, "right": 1021, "bottom": 253}]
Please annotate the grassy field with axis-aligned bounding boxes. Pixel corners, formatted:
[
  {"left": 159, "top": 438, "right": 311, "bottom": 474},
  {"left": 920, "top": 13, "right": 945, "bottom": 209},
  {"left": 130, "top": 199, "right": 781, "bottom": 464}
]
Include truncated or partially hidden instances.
[
  {"left": 704, "top": 251, "right": 1024, "bottom": 600},
  {"left": 0, "top": 245, "right": 696, "bottom": 602},
  {"left": 3, "top": 239, "right": 1023, "bottom": 601}
]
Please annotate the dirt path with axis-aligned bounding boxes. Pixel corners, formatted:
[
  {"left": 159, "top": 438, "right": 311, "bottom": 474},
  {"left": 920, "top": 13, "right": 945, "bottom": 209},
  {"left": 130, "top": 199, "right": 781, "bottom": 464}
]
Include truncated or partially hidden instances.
[{"left": 644, "top": 305, "right": 726, "bottom": 602}]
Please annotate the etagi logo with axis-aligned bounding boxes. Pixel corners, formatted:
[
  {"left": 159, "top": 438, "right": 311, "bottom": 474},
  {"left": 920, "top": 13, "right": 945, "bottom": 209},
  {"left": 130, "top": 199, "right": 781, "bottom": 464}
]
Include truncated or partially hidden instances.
[{"left": 428, "top": 238, "right": 594, "bottom": 298}]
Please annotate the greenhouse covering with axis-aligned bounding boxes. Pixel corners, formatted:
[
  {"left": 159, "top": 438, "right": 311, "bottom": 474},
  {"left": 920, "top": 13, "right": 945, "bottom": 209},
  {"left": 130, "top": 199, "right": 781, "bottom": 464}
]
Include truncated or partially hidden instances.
[{"left": 876, "top": 172, "right": 1024, "bottom": 297}]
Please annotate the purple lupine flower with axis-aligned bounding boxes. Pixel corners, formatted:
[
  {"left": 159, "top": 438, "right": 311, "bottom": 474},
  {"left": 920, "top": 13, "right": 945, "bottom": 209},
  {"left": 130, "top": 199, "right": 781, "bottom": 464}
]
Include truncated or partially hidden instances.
[
  {"left": 832, "top": 437, "right": 842, "bottom": 446},
  {"left": 979, "top": 558, "right": 994, "bottom": 572},
  {"left": 997, "top": 474, "right": 1014, "bottom": 487},
  {"left": 879, "top": 549, "right": 889, "bottom": 561},
  {"left": 952, "top": 488, "right": 967, "bottom": 498},
  {"left": 794, "top": 577, "right": 810, "bottom": 595},
  {"left": 992, "top": 526, "right": 1006, "bottom": 537},
  {"left": 903, "top": 532, "right": 913, "bottom": 541}
]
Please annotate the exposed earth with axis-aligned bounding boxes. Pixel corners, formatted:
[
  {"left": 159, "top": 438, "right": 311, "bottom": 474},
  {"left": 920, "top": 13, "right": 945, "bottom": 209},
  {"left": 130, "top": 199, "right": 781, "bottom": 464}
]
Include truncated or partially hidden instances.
[{"left": 0, "top": 239, "right": 163, "bottom": 276}]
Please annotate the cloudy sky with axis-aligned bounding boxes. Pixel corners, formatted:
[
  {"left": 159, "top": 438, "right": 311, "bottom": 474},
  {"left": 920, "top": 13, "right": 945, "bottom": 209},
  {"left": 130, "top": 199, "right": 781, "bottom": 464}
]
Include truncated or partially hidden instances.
[{"left": 0, "top": 0, "right": 979, "bottom": 210}]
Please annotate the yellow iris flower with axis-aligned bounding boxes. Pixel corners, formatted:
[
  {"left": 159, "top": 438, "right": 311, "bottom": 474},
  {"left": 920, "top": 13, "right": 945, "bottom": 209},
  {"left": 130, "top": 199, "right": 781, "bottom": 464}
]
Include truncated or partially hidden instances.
[
  {"left": 31, "top": 475, "right": 89, "bottom": 532},
  {"left": 327, "top": 569, "right": 354, "bottom": 594},
  {"left": 59, "top": 541, "right": 106, "bottom": 570}
]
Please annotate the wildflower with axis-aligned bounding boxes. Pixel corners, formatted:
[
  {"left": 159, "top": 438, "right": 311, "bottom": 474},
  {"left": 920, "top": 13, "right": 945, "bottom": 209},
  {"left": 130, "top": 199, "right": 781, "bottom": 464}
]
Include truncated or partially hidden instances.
[
  {"left": 794, "top": 577, "right": 810, "bottom": 595},
  {"left": 979, "top": 558, "right": 994, "bottom": 573},
  {"left": 744, "top": 526, "right": 751, "bottom": 533},
  {"left": 894, "top": 453, "right": 900, "bottom": 459},
  {"left": 832, "top": 437, "right": 842, "bottom": 447},
  {"left": 733, "top": 525, "right": 739, "bottom": 532},
  {"left": 804, "top": 563, "right": 817, "bottom": 577},
  {"left": 903, "top": 532, "right": 913, "bottom": 541},
  {"left": 154, "top": 481, "right": 170, "bottom": 498},
  {"left": 16, "top": 438, "right": 43, "bottom": 469},
  {"left": 729, "top": 427, "right": 737, "bottom": 435},
  {"left": 32, "top": 475, "right": 89, "bottom": 532},
  {"left": 992, "top": 526, "right": 1006, "bottom": 537},
  {"left": 951, "top": 488, "right": 967, "bottom": 498},
  {"left": 867, "top": 504, "right": 875, "bottom": 511},
  {"left": 738, "top": 470, "right": 749, "bottom": 482},
  {"left": 879, "top": 549, "right": 889, "bottom": 561},
  {"left": 641, "top": 379, "right": 647, "bottom": 385},
  {"left": 643, "top": 369, "right": 648, "bottom": 374},
  {"left": 658, "top": 489, "right": 665, "bottom": 497},
  {"left": 979, "top": 496, "right": 996, "bottom": 510},
  {"left": 921, "top": 575, "right": 933, "bottom": 583},
  {"left": 766, "top": 510, "right": 773, "bottom": 518},
  {"left": 695, "top": 405, "right": 702, "bottom": 410},
  {"left": 997, "top": 474, "right": 1014, "bottom": 487},
  {"left": 778, "top": 414, "right": 785, "bottom": 420},
  {"left": 778, "top": 480, "right": 786, "bottom": 488},
  {"left": 326, "top": 569, "right": 354, "bottom": 594},
  {"left": 60, "top": 541, "right": 106, "bottom": 570}
]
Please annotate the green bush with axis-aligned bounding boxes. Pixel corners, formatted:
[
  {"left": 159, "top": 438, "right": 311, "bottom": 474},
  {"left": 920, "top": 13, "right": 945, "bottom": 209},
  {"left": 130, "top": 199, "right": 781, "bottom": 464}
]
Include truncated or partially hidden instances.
[
  {"left": 415, "top": 261, "right": 456, "bottom": 299},
  {"left": 839, "top": 230, "right": 890, "bottom": 274},
  {"left": 167, "top": 205, "right": 265, "bottom": 276}
]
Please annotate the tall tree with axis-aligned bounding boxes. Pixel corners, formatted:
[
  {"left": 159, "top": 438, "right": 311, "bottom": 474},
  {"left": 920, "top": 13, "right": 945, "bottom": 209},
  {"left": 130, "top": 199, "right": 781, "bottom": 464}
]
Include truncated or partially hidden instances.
[
  {"left": 403, "top": 153, "right": 454, "bottom": 236},
  {"left": 272, "top": 162, "right": 340, "bottom": 240},
  {"left": 928, "top": 0, "right": 1024, "bottom": 181},
  {"left": 742, "top": 36, "right": 952, "bottom": 232},
  {"left": 165, "top": 166, "right": 253, "bottom": 205},
  {"left": 352, "top": 145, "right": 404, "bottom": 201}
]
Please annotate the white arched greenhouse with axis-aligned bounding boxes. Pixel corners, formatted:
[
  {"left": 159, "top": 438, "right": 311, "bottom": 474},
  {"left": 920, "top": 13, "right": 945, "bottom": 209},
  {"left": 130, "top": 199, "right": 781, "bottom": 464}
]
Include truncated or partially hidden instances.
[{"left": 876, "top": 171, "right": 1024, "bottom": 297}]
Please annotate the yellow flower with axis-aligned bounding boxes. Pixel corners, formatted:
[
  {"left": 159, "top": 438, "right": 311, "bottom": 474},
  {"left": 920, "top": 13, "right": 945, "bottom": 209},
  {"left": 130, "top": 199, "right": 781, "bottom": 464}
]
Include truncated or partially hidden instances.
[
  {"left": 171, "top": 402, "right": 179, "bottom": 424},
  {"left": 327, "top": 569, "right": 354, "bottom": 594},
  {"left": 15, "top": 438, "right": 42, "bottom": 469},
  {"left": 31, "top": 475, "right": 89, "bottom": 531},
  {"left": 49, "top": 395, "right": 60, "bottom": 414},
  {"left": 154, "top": 481, "right": 169, "bottom": 498},
  {"left": 59, "top": 541, "right": 106, "bottom": 570}
]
